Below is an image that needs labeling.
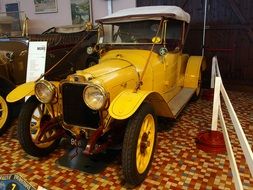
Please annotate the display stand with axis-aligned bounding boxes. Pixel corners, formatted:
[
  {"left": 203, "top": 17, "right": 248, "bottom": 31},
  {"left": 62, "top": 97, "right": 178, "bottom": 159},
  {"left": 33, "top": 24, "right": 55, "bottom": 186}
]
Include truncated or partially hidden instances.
[
  {"left": 196, "top": 130, "right": 226, "bottom": 153},
  {"left": 196, "top": 58, "right": 226, "bottom": 154},
  {"left": 57, "top": 147, "right": 120, "bottom": 174}
]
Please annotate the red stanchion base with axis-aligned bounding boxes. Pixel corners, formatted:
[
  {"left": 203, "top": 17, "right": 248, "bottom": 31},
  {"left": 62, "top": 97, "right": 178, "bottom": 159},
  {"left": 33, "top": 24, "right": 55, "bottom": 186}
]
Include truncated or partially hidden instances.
[
  {"left": 196, "top": 130, "right": 226, "bottom": 154},
  {"left": 202, "top": 89, "right": 214, "bottom": 101}
]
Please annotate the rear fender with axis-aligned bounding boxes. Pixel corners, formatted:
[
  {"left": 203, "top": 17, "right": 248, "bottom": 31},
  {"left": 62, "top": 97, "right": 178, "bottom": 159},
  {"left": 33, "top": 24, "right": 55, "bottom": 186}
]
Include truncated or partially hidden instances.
[
  {"left": 184, "top": 56, "right": 206, "bottom": 89},
  {"left": 109, "top": 89, "right": 174, "bottom": 120}
]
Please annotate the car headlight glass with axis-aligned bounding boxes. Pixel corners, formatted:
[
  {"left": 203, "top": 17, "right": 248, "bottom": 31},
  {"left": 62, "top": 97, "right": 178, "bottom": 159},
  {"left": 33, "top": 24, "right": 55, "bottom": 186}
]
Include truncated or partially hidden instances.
[
  {"left": 35, "top": 80, "right": 56, "bottom": 103},
  {"left": 83, "top": 85, "right": 107, "bottom": 110}
]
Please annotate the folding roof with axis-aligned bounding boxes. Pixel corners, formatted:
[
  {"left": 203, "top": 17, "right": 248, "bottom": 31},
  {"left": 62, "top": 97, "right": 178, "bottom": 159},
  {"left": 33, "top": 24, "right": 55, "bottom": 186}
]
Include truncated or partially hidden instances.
[{"left": 96, "top": 6, "right": 190, "bottom": 24}]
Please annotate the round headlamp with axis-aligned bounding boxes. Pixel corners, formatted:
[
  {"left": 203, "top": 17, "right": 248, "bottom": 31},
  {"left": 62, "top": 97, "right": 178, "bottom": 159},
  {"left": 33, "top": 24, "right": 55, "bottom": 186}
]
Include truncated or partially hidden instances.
[
  {"left": 83, "top": 85, "right": 107, "bottom": 110},
  {"left": 35, "top": 80, "right": 56, "bottom": 103}
]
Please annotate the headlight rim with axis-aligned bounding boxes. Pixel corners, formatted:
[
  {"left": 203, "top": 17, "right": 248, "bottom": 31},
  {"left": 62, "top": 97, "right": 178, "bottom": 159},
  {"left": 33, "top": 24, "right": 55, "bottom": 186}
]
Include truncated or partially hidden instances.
[
  {"left": 83, "top": 84, "right": 108, "bottom": 110},
  {"left": 35, "top": 80, "right": 56, "bottom": 104}
]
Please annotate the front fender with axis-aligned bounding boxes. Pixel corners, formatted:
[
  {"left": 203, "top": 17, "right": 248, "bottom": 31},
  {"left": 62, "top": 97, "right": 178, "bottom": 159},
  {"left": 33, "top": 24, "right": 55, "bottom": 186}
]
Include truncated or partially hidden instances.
[
  {"left": 109, "top": 90, "right": 150, "bottom": 120},
  {"left": 109, "top": 89, "right": 174, "bottom": 120},
  {"left": 6, "top": 81, "right": 35, "bottom": 103}
]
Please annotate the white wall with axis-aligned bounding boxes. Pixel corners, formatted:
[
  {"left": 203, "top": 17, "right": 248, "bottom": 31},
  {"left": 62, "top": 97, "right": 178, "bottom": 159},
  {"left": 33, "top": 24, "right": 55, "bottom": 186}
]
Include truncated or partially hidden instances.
[
  {"left": 113, "top": 0, "right": 136, "bottom": 12},
  {"left": 0, "top": 0, "right": 135, "bottom": 34}
]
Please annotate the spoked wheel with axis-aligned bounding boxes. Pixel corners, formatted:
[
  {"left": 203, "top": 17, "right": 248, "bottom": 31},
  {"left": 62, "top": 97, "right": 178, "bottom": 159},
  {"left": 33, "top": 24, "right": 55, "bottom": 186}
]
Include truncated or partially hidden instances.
[
  {"left": 122, "top": 103, "right": 157, "bottom": 186},
  {"left": 17, "top": 96, "right": 61, "bottom": 157},
  {"left": 0, "top": 93, "right": 9, "bottom": 136}
]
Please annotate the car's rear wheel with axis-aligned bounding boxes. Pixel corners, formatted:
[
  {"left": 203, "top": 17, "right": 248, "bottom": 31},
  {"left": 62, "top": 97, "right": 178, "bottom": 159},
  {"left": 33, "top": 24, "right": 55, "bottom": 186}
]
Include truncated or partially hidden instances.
[
  {"left": 122, "top": 103, "right": 157, "bottom": 186},
  {"left": 18, "top": 96, "right": 61, "bottom": 157}
]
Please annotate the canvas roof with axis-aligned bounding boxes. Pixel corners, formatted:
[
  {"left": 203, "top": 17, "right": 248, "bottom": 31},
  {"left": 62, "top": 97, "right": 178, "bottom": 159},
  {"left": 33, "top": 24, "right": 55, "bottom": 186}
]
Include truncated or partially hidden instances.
[{"left": 96, "top": 6, "right": 190, "bottom": 24}]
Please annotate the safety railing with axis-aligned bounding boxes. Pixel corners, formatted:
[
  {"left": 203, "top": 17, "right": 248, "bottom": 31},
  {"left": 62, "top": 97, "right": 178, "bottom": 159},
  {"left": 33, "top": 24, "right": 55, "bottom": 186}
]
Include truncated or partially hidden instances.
[{"left": 210, "top": 56, "right": 253, "bottom": 190}]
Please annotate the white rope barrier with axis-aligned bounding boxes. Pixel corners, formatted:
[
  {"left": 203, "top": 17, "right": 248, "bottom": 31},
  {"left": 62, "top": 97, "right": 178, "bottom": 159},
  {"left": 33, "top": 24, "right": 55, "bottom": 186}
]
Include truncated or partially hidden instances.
[{"left": 211, "top": 56, "right": 253, "bottom": 190}]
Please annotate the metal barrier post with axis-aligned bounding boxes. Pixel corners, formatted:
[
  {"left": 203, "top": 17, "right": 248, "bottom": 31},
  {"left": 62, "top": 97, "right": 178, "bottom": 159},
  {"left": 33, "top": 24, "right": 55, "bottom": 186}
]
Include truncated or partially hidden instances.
[
  {"left": 211, "top": 77, "right": 221, "bottom": 131},
  {"left": 196, "top": 56, "right": 253, "bottom": 189}
]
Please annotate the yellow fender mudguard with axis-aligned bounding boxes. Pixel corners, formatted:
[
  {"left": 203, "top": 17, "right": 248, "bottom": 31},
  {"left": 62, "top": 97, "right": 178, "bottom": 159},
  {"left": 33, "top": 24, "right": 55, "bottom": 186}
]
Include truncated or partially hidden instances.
[
  {"left": 6, "top": 81, "right": 35, "bottom": 103},
  {"left": 109, "top": 89, "right": 174, "bottom": 120},
  {"left": 6, "top": 81, "right": 60, "bottom": 103},
  {"left": 184, "top": 56, "right": 206, "bottom": 89}
]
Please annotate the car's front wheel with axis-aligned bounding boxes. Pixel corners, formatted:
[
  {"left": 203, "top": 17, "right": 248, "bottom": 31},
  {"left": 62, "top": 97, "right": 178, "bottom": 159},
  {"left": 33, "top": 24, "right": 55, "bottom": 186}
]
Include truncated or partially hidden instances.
[
  {"left": 17, "top": 96, "right": 61, "bottom": 157},
  {"left": 122, "top": 103, "right": 157, "bottom": 186}
]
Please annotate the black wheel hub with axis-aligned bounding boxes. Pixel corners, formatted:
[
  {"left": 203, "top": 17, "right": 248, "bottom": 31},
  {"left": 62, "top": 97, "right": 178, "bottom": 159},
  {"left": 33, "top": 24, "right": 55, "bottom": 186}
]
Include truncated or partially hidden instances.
[{"left": 140, "top": 133, "right": 150, "bottom": 154}]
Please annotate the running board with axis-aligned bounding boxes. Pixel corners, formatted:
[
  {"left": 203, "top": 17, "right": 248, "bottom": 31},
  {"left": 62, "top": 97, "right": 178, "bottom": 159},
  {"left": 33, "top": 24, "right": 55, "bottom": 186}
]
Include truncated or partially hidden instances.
[{"left": 168, "top": 88, "right": 195, "bottom": 117}]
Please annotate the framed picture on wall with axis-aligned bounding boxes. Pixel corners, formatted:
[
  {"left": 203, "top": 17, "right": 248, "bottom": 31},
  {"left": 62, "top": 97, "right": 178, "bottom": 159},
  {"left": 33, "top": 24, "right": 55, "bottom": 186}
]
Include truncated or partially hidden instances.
[
  {"left": 70, "top": 0, "right": 92, "bottom": 24},
  {"left": 5, "top": 3, "right": 21, "bottom": 32},
  {"left": 34, "top": 0, "right": 58, "bottom": 14}
]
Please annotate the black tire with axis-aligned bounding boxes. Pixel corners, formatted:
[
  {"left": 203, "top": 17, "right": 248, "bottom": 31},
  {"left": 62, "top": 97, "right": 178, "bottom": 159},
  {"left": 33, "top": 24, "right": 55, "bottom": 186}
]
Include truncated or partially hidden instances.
[
  {"left": 17, "top": 96, "right": 61, "bottom": 157},
  {"left": 122, "top": 103, "right": 157, "bottom": 186}
]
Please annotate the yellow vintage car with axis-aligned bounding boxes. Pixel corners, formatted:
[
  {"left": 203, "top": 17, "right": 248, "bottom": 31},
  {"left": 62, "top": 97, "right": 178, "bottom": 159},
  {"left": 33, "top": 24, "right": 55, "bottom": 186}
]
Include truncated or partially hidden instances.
[{"left": 7, "top": 6, "right": 205, "bottom": 186}]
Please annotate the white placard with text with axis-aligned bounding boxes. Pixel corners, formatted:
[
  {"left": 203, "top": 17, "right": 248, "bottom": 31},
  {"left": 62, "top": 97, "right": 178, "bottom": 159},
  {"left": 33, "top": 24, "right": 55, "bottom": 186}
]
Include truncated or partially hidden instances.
[{"left": 26, "top": 41, "right": 47, "bottom": 82}]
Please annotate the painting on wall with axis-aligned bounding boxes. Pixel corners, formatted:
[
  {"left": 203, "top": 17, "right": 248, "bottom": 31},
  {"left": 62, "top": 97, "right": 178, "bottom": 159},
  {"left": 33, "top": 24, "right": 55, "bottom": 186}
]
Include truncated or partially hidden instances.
[
  {"left": 34, "top": 0, "right": 58, "bottom": 14},
  {"left": 70, "top": 0, "right": 91, "bottom": 24},
  {"left": 5, "top": 3, "right": 21, "bottom": 32}
]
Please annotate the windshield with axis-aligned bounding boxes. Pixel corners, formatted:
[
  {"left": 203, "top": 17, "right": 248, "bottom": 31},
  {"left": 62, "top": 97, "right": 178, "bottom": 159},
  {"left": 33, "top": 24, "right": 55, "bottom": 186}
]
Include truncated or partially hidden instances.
[{"left": 101, "top": 20, "right": 162, "bottom": 44}]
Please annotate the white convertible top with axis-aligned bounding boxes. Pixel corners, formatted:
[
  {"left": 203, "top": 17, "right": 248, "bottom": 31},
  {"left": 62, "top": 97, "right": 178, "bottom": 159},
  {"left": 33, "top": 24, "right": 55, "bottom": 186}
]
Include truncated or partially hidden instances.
[{"left": 96, "top": 6, "right": 190, "bottom": 23}]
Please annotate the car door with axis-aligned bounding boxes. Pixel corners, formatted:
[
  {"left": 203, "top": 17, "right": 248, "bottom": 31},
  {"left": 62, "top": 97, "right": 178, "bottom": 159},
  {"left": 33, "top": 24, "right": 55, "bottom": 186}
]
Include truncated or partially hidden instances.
[{"left": 161, "top": 19, "right": 184, "bottom": 100}]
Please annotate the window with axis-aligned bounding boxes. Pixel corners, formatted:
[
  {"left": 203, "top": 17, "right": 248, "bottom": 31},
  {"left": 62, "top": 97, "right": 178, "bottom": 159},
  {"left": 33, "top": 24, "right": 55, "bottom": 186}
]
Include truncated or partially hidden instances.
[{"left": 165, "top": 19, "right": 183, "bottom": 51}]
